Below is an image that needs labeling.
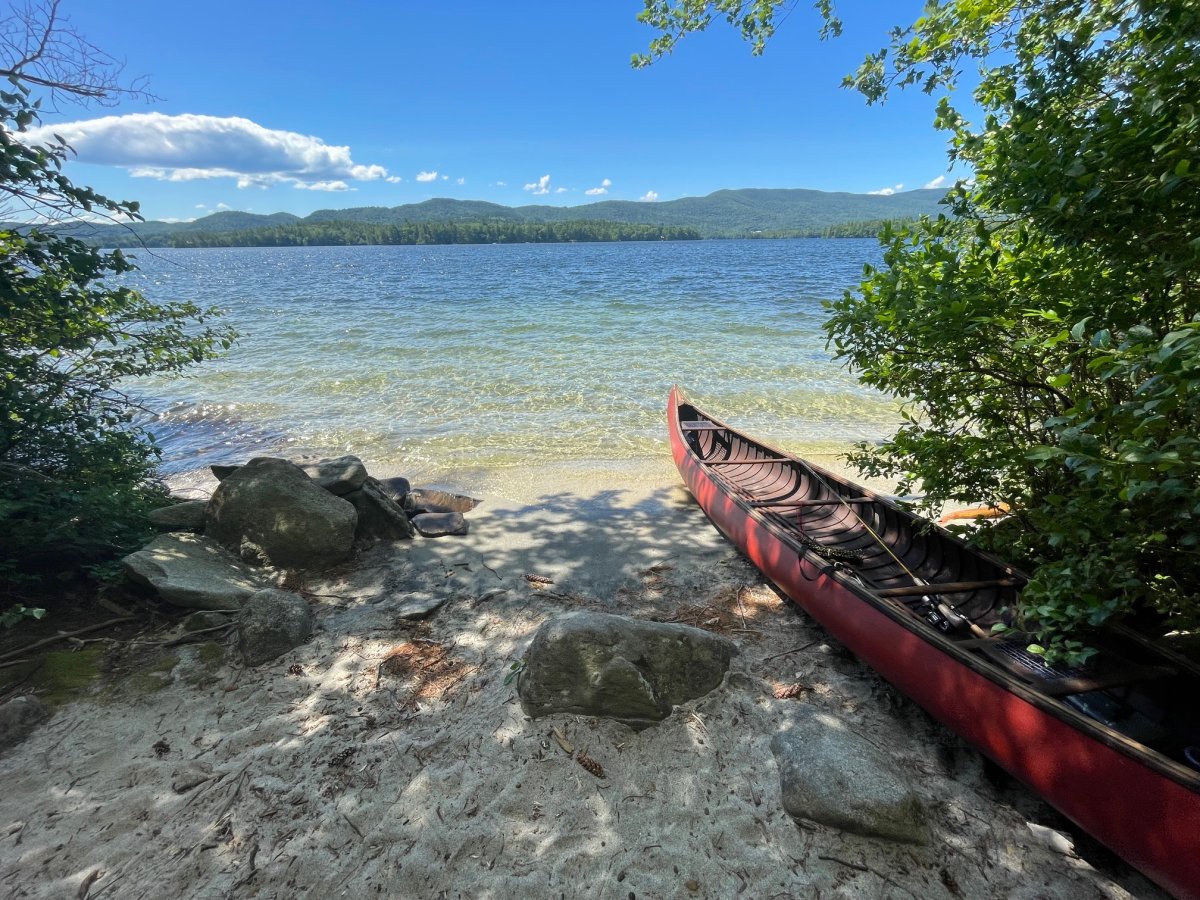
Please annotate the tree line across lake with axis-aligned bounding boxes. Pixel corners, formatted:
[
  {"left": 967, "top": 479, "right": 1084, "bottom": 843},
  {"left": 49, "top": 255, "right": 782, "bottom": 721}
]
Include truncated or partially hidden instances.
[
  {"left": 82, "top": 217, "right": 909, "bottom": 248},
  {"left": 112, "top": 219, "right": 702, "bottom": 248}
]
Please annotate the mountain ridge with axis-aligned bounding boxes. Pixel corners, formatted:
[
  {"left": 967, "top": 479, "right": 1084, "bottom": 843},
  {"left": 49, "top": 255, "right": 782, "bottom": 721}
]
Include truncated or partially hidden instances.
[{"left": 44, "top": 186, "right": 950, "bottom": 245}]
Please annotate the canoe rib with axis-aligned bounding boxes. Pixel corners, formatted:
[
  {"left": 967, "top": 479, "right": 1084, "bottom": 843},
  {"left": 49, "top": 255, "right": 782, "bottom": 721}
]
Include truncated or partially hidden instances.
[{"left": 667, "top": 386, "right": 1200, "bottom": 900}]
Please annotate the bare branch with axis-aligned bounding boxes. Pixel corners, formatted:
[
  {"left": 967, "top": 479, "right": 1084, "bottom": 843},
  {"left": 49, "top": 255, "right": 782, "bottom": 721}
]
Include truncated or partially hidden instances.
[{"left": 0, "top": 0, "right": 156, "bottom": 108}]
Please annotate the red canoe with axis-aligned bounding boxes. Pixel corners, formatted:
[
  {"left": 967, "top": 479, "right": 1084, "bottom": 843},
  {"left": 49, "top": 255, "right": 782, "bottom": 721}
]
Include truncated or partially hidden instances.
[{"left": 668, "top": 386, "right": 1200, "bottom": 899}]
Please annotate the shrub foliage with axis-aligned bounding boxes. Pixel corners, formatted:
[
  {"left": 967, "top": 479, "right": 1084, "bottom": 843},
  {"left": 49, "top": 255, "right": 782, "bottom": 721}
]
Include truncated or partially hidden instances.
[
  {"left": 0, "top": 2, "right": 234, "bottom": 591},
  {"left": 640, "top": 0, "right": 1200, "bottom": 659}
]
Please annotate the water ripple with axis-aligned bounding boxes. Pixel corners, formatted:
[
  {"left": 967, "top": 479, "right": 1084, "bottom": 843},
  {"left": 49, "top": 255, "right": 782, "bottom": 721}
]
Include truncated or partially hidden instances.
[{"left": 121, "top": 239, "right": 899, "bottom": 476}]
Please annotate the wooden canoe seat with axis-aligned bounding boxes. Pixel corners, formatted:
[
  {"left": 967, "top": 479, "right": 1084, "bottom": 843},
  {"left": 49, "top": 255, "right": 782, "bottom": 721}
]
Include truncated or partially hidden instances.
[
  {"left": 875, "top": 578, "right": 1021, "bottom": 598},
  {"left": 681, "top": 421, "right": 728, "bottom": 431}
]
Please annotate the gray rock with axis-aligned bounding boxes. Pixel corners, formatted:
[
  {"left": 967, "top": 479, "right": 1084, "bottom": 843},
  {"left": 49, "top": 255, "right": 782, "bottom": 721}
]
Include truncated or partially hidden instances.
[
  {"left": 518, "top": 611, "right": 737, "bottom": 728},
  {"left": 0, "top": 696, "right": 49, "bottom": 751},
  {"left": 771, "top": 706, "right": 929, "bottom": 844},
  {"left": 374, "top": 476, "right": 411, "bottom": 505},
  {"left": 298, "top": 454, "right": 368, "bottom": 495},
  {"left": 238, "top": 589, "right": 314, "bottom": 666},
  {"left": 171, "top": 761, "right": 214, "bottom": 793},
  {"left": 205, "top": 457, "right": 357, "bottom": 570},
  {"left": 211, "top": 464, "right": 240, "bottom": 481},
  {"left": 395, "top": 592, "right": 449, "bottom": 619},
  {"left": 344, "top": 477, "right": 414, "bottom": 542},
  {"left": 148, "top": 499, "right": 208, "bottom": 533},
  {"left": 122, "top": 533, "right": 271, "bottom": 610},
  {"left": 405, "top": 487, "right": 481, "bottom": 514},
  {"left": 411, "top": 511, "right": 469, "bottom": 537}
]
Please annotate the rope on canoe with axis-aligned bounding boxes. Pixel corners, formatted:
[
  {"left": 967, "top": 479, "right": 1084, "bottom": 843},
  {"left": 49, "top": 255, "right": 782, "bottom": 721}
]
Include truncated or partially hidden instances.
[{"left": 799, "top": 533, "right": 866, "bottom": 565}]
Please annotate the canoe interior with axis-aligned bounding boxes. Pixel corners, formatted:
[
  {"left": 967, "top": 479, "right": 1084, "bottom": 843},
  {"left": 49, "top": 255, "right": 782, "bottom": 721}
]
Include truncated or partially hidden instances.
[{"left": 676, "top": 399, "right": 1200, "bottom": 778}]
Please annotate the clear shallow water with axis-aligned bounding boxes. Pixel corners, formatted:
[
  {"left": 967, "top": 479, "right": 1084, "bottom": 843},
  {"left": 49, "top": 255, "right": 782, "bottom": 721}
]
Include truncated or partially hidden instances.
[{"left": 121, "top": 240, "right": 900, "bottom": 482}]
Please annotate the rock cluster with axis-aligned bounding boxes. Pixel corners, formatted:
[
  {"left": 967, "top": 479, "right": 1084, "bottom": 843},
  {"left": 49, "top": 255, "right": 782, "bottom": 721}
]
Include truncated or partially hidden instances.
[{"left": 120, "top": 454, "right": 477, "bottom": 666}]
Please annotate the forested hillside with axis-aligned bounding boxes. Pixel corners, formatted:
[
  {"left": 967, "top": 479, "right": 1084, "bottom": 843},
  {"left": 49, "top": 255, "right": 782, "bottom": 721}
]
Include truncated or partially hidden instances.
[{"left": 44, "top": 186, "right": 946, "bottom": 246}]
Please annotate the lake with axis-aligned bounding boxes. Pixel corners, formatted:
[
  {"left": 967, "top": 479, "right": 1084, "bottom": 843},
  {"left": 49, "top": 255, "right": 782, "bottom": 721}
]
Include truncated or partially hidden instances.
[{"left": 122, "top": 239, "right": 899, "bottom": 490}]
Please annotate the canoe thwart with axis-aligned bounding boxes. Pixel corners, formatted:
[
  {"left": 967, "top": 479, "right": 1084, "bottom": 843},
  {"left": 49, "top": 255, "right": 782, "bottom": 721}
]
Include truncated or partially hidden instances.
[
  {"left": 749, "top": 497, "right": 874, "bottom": 508},
  {"left": 1041, "top": 665, "right": 1175, "bottom": 697},
  {"left": 704, "top": 457, "right": 788, "bottom": 466},
  {"left": 681, "top": 421, "right": 728, "bottom": 431},
  {"left": 875, "top": 578, "right": 1021, "bottom": 598}
]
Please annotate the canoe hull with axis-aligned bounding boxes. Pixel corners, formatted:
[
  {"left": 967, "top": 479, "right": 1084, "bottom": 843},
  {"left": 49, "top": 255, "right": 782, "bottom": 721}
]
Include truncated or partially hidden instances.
[{"left": 668, "top": 387, "right": 1200, "bottom": 900}]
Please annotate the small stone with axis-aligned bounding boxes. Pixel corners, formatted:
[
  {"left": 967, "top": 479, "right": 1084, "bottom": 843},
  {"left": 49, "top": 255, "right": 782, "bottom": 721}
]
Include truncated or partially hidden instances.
[
  {"left": 395, "top": 592, "right": 449, "bottom": 620},
  {"left": 411, "top": 511, "right": 469, "bottom": 537},
  {"left": 148, "top": 500, "right": 208, "bottom": 532},
  {"left": 298, "top": 455, "right": 368, "bottom": 495},
  {"left": 171, "top": 761, "right": 214, "bottom": 793},
  {"left": 345, "top": 477, "right": 414, "bottom": 542},
  {"left": 405, "top": 488, "right": 481, "bottom": 514},
  {"left": 0, "top": 696, "right": 49, "bottom": 751},
  {"left": 374, "top": 476, "right": 411, "bottom": 505},
  {"left": 771, "top": 707, "right": 929, "bottom": 844},
  {"left": 238, "top": 589, "right": 314, "bottom": 666}
]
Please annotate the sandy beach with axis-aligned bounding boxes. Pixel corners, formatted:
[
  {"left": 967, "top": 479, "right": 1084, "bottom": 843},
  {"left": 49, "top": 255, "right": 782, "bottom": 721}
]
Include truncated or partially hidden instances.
[{"left": 0, "top": 463, "right": 1168, "bottom": 899}]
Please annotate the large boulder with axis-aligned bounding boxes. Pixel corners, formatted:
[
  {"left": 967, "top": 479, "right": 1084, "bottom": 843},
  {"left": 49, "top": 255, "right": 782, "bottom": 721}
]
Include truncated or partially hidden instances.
[
  {"left": 518, "top": 611, "right": 737, "bottom": 728},
  {"left": 771, "top": 706, "right": 929, "bottom": 844},
  {"left": 297, "top": 455, "right": 368, "bottom": 495},
  {"left": 205, "top": 457, "right": 357, "bottom": 569},
  {"left": 238, "top": 589, "right": 314, "bottom": 666},
  {"left": 344, "top": 477, "right": 414, "bottom": 542},
  {"left": 122, "top": 533, "right": 271, "bottom": 610}
]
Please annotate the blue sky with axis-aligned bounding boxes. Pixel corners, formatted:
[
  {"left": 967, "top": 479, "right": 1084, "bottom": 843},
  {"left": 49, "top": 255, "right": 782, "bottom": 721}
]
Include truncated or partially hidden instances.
[{"left": 29, "top": 1, "right": 957, "bottom": 222}]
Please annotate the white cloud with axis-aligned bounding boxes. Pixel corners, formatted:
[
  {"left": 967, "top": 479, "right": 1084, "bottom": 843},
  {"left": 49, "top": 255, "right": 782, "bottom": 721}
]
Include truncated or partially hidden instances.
[
  {"left": 495, "top": 181, "right": 507, "bottom": 187},
  {"left": 195, "top": 203, "right": 207, "bottom": 209},
  {"left": 216, "top": 202, "right": 230, "bottom": 210},
  {"left": 555, "top": 187, "right": 568, "bottom": 194},
  {"left": 456, "top": 177, "right": 465, "bottom": 185},
  {"left": 386, "top": 175, "right": 403, "bottom": 183},
  {"left": 26, "top": 113, "right": 391, "bottom": 190},
  {"left": 416, "top": 170, "right": 438, "bottom": 182},
  {"left": 867, "top": 183, "right": 904, "bottom": 196},
  {"left": 294, "top": 180, "right": 350, "bottom": 191},
  {"left": 923, "top": 175, "right": 947, "bottom": 190},
  {"left": 639, "top": 190, "right": 659, "bottom": 202},
  {"left": 524, "top": 174, "right": 552, "bottom": 195},
  {"left": 585, "top": 178, "right": 612, "bottom": 196}
]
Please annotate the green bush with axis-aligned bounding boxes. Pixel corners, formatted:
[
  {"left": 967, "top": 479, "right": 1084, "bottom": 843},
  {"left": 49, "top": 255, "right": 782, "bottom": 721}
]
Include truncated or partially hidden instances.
[{"left": 0, "top": 25, "right": 234, "bottom": 588}]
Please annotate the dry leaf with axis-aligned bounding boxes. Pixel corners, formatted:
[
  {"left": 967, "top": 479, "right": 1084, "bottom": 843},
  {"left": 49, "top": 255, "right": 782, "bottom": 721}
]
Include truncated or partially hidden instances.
[{"left": 551, "top": 727, "right": 574, "bottom": 755}]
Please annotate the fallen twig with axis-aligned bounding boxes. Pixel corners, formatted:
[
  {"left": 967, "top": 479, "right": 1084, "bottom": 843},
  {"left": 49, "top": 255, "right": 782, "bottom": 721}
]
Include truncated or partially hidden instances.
[
  {"left": 762, "top": 640, "right": 820, "bottom": 663},
  {"left": 0, "top": 618, "right": 135, "bottom": 664},
  {"left": 162, "top": 622, "right": 236, "bottom": 647}
]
